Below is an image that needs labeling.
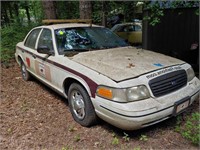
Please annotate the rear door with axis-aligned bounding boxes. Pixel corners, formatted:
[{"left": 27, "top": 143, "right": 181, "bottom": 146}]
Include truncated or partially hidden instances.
[{"left": 23, "top": 28, "right": 42, "bottom": 74}]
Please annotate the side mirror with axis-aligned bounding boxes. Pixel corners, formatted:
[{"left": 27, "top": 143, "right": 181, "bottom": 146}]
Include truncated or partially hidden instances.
[{"left": 37, "top": 46, "right": 54, "bottom": 55}]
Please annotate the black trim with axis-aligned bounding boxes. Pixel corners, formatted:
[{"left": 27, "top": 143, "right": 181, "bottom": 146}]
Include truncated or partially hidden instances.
[
  {"left": 149, "top": 70, "right": 187, "bottom": 97},
  {"left": 172, "top": 96, "right": 190, "bottom": 116},
  {"left": 191, "top": 90, "right": 200, "bottom": 97},
  {"left": 100, "top": 105, "right": 174, "bottom": 118}
]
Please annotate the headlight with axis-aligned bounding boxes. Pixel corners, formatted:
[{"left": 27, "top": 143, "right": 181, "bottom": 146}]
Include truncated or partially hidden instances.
[
  {"left": 126, "top": 85, "right": 150, "bottom": 101},
  {"left": 186, "top": 67, "right": 195, "bottom": 82},
  {"left": 96, "top": 86, "right": 127, "bottom": 102},
  {"left": 96, "top": 85, "right": 150, "bottom": 102}
]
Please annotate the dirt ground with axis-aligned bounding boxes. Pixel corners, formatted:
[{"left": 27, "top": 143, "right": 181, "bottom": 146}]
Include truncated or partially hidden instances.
[{"left": 0, "top": 60, "right": 199, "bottom": 150}]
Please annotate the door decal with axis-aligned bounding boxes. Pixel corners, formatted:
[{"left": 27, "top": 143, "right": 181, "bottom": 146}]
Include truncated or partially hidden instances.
[
  {"left": 35, "top": 61, "right": 52, "bottom": 82},
  {"left": 39, "top": 63, "right": 46, "bottom": 77}
]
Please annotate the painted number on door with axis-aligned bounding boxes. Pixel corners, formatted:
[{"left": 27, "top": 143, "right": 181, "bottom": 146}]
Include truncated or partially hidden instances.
[{"left": 35, "top": 61, "right": 52, "bottom": 82}]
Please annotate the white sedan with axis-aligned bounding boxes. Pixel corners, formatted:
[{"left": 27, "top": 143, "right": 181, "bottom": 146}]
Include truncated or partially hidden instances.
[{"left": 15, "top": 20, "right": 200, "bottom": 130}]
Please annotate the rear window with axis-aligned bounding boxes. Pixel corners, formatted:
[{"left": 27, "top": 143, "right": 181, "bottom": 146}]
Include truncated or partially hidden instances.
[{"left": 24, "top": 28, "right": 41, "bottom": 49}]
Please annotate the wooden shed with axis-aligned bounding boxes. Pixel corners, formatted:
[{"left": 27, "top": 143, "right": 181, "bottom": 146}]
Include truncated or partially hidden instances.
[{"left": 142, "top": 7, "right": 199, "bottom": 71}]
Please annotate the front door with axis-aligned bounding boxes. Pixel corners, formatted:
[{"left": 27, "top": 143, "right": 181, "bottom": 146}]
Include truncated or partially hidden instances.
[{"left": 35, "top": 28, "right": 54, "bottom": 83}]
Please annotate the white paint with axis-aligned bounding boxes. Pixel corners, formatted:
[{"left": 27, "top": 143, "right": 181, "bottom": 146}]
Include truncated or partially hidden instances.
[{"left": 72, "top": 46, "right": 184, "bottom": 81}]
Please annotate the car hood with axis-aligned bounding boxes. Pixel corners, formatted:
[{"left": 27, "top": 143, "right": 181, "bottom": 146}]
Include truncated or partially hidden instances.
[{"left": 71, "top": 47, "right": 184, "bottom": 82}]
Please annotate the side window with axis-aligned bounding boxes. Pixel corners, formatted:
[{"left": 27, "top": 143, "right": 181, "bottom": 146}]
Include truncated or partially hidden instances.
[
  {"left": 127, "top": 25, "right": 135, "bottom": 32},
  {"left": 116, "top": 26, "right": 124, "bottom": 32},
  {"left": 118, "top": 26, "right": 129, "bottom": 32},
  {"left": 24, "top": 28, "right": 41, "bottom": 49},
  {"left": 134, "top": 25, "right": 142, "bottom": 31},
  {"left": 119, "top": 26, "right": 132, "bottom": 32},
  {"left": 38, "top": 29, "right": 53, "bottom": 51}
]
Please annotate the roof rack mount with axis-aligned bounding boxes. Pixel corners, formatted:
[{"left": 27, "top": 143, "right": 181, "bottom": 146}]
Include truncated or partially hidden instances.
[{"left": 42, "top": 19, "right": 92, "bottom": 25}]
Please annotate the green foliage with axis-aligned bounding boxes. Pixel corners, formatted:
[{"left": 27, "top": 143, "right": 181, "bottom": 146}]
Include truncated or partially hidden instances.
[
  {"left": 123, "top": 132, "right": 130, "bottom": 142},
  {"left": 195, "top": 9, "right": 199, "bottom": 16},
  {"left": 56, "top": 1, "right": 79, "bottom": 19},
  {"left": 74, "top": 134, "right": 80, "bottom": 142},
  {"left": 111, "top": 131, "right": 119, "bottom": 145},
  {"left": 112, "top": 137, "right": 119, "bottom": 145},
  {"left": 68, "top": 126, "right": 78, "bottom": 132},
  {"left": 143, "top": 1, "right": 164, "bottom": 26},
  {"left": 29, "top": 1, "right": 44, "bottom": 22},
  {"left": 0, "top": 23, "right": 39, "bottom": 62},
  {"left": 175, "top": 112, "right": 200, "bottom": 145},
  {"left": 143, "top": 1, "right": 199, "bottom": 26},
  {"left": 170, "top": 0, "right": 199, "bottom": 9},
  {"left": 92, "top": 1, "right": 103, "bottom": 24},
  {"left": 139, "top": 134, "right": 148, "bottom": 141},
  {"left": 61, "top": 145, "right": 72, "bottom": 150},
  {"left": 123, "top": 1, "right": 138, "bottom": 22},
  {"left": 133, "top": 147, "right": 141, "bottom": 150}
]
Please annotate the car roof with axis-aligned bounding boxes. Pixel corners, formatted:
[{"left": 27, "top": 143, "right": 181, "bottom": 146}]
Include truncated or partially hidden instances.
[{"left": 36, "top": 23, "right": 102, "bottom": 30}]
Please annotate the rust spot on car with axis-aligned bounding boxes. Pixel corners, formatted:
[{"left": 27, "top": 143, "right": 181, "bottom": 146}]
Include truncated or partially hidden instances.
[{"left": 126, "top": 63, "right": 135, "bottom": 68}]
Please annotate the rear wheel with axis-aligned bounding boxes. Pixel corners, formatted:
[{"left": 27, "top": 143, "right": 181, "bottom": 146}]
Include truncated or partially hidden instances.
[
  {"left": 68, "top": 83, "right": 97, "bottom": 127},
  {"left": 21, "top": 62, "right": 31, "bottom": 81}
]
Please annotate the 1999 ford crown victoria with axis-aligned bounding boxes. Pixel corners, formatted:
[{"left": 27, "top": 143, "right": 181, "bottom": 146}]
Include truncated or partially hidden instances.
[{"left": 15, "top": 20, "right": 200, "bottom": 130}]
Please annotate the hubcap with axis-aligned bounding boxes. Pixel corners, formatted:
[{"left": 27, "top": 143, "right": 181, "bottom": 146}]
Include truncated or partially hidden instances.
[
  {"left": 21, "top": 64, "right": 26, "bottom": 78},
  {"left": 71, "top": 90, "right": 85, "bottom": 119}
]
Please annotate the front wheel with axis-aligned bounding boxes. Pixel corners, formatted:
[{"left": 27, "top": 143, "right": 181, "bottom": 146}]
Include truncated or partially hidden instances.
[
  {"left": 21, "top": 62, "right": 31, "bottom": 81},
  {"left": 68, "top": 83, "right": 97, "bottom": 127}
]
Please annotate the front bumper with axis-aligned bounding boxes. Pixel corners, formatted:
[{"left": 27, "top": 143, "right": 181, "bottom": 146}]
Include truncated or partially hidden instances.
[{"left": 92, "top": 77, "right": 200, "bottom": 130}]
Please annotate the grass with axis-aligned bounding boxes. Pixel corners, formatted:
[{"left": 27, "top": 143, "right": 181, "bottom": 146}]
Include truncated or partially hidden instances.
[
  {"left": 139, "top": 134, "right": 148, "bottom": 141},
  {"left": 175, "top": 112, "right": 200, "bottom": 145}
]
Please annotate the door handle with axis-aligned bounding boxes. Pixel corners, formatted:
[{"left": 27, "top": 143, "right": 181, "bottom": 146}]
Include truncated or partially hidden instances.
[{"left": 32, "top": 54, "right": 36, "bottom": 59}]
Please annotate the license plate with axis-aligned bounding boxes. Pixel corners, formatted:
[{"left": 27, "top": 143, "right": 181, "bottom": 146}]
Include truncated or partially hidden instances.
[
  {"left": 173, "top": 97, "right": 190, "bottom": 116},
  {"left": 176, "top": 100, "right": 189, "bottom": 114}
]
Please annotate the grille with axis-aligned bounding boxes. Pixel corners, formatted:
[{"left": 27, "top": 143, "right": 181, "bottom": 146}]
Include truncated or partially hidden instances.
[{"left": 149, "top": 70, "right": 187, "bottom": 97}]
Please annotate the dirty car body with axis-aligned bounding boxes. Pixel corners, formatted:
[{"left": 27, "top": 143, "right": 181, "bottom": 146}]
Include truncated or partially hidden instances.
[{"left": 15, "top": 23, "right": 200, "bottom": 130}]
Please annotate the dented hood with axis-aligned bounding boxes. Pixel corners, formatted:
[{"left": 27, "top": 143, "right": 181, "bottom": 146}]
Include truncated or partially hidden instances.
[{"left": 71, "top": 47, "right": 184, "bottom": 81}]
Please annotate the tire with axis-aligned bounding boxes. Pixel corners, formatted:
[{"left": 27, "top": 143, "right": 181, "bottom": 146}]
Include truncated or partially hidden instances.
[
  {"left": 68, "top": 83, "right": 97, "bottom": 127},
  {"left": 21, "top": 61, "right": 31, "bottom": 81}
]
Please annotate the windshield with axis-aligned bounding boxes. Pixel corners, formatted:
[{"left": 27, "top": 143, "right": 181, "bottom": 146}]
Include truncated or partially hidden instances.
[{"left": 54, "top": 27, "right": 129, "bottom": 54}]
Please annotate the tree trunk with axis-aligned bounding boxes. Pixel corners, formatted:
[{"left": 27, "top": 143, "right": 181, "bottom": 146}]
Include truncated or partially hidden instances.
[
  {"left": 41, "top": 0, "right": 57, "bottom": 19},
  {"left": 14, "top": 2, "right": 20, "bottom": 23},
  {"left": 8, "top": 2, "right": 14, "bottom": 20},
  {"left": 79, "top": 0, "right": 92, "bottom": 19},
  {"left": 2, "top": 6, "right": 10, "bottom": 25},
  {"left": 25, "top": 2, "right": 31, "bottom": 22},
  {"left": 101, "top": 1, "right": 107, "bottom": 27}
]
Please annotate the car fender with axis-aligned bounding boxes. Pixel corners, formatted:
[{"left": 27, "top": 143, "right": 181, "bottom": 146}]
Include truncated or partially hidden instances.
[{"left": 62, "top": 75, "right": 94, "bottom": 98}]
